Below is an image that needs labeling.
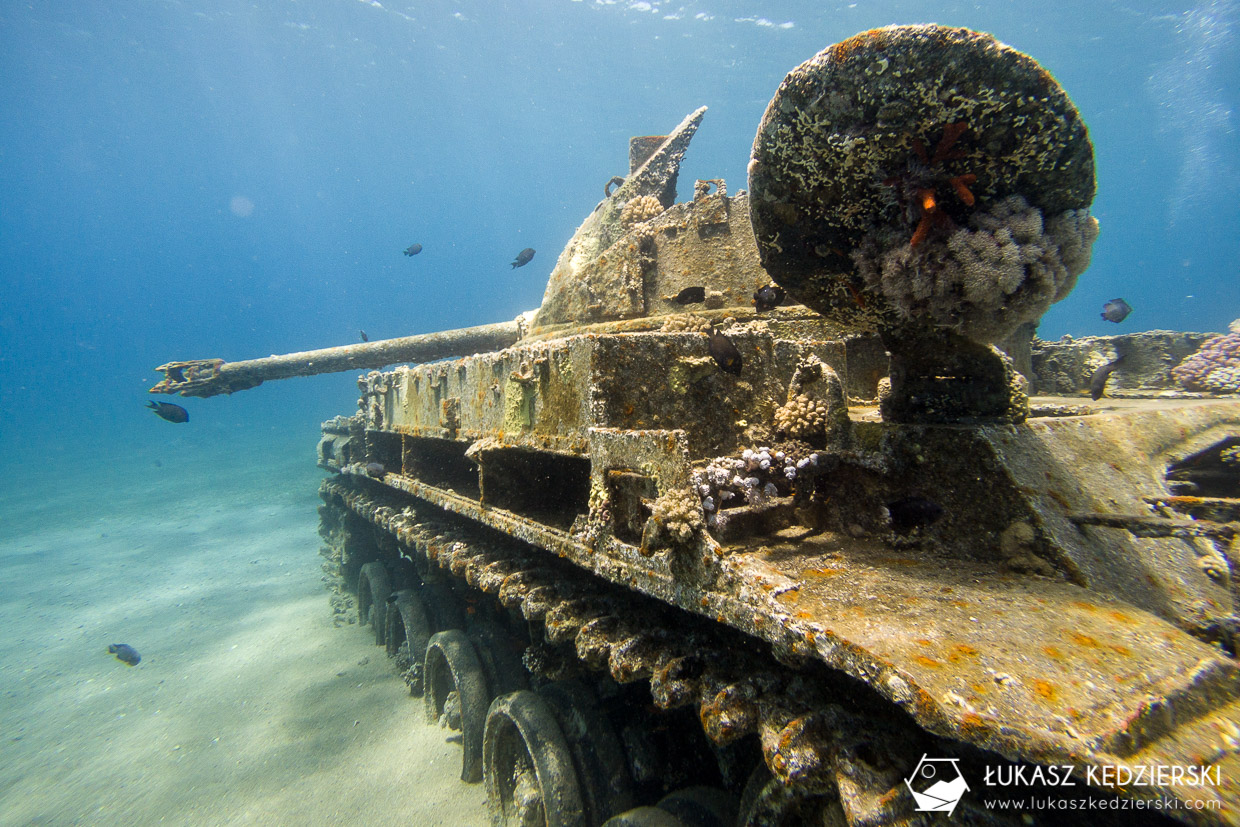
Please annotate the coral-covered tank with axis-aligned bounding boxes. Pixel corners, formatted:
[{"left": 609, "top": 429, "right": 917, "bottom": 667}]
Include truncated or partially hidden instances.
[{"left": 152, "top": 25, "right": 1240, "bottom": 826}]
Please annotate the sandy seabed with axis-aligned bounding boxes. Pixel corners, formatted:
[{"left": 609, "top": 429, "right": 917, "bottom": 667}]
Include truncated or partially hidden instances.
[{"left": 0, "top": 437, "right": 487, "bottom": 826}]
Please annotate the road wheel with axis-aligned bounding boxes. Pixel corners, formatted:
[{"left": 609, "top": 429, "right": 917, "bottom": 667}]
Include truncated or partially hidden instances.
[
  {"left": 424, "top": 629, "right": 491, "bottom": 782},
  {"left": 654, "top": 787, "right": 738, "bottom": 827},
  {"left": 357, "top": 561, "right": 391, "bottom": 645},
  {"left": 737, "top": 764, "right": 843, "bottom": 827},
  {"left": 600, "top": 807, "right": 684, "bottom": 826},
  {"left": 538, "top": 680, "right": 635, "bottom": 824},
  {"left": 602, "top": 786, "right": 738, "bottom": 826},
  {"left": 468, "top": 618, "right": 529, "bottom": 698},
  {"left": 386, "top": 588, "right": 434, "bottom": 694},
  {"left": 483, "top": 690, "right": 587, "bottom": 827}
]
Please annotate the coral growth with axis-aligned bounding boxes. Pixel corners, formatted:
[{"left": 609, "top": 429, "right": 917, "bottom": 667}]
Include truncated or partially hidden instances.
[
  {"left": 999, "top": 520, "right": 1055, "bottom": 577},
  {"left": 661, "top": 313, "right": 712, "bottom": 334},
  {"left": 1171, "top": 322, "right": 1240, "bottom": 393},
  {"left": 631, "top": 222, "right": 656, "bottom": 247},
  {"left": 778, "top": 356, "right": 850, "bottom": 445},
  {"left": 621, "top": 195, "right": 664, "bottom": 228},
  {"left": 883, "top": 122, "right": 977, "bottom": 249},
  {"left": 852, "top": 195, "right": 1099, "bottom": 343},
  {"left": 774, "top": 394, "right": 829, "bottom": 441},
  {"left": 647, "top": 487, "right": 704, "bottom": 547},
  {"left": 692, "top": 445, "right": 824, "bottom": 535},
  {"left": 748, "top": 25, "right": 1096, "bottom": 334}
]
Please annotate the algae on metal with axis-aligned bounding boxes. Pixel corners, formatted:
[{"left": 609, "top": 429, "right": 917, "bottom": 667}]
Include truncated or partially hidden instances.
[{"left": 749, "top": 24, "right": 1095, "bottom": 336}]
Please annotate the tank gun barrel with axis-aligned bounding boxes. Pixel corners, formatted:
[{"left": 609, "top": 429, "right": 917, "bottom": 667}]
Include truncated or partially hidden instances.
[{"left": 149, "top": 319, "right": 522, "bottom": 398}]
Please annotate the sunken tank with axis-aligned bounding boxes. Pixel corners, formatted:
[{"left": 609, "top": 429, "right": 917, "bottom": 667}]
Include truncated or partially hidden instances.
[{"left": 152, "top": 26, "right": 1240, "bottom": 827}]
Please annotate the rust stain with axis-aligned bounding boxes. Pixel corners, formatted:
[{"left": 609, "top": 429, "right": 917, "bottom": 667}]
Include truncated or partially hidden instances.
[
  {"left": 959, "top": 711, "right": 988, "bottom": 736},
  {"left": 1033, "top": 680, "right": 1057, "bottom": 701},
  {"left": 877, "top": 557, "right": 919, "bottom": 567},
  {"left": 1069, "top": 631, "right": 1099, "bottom": 648},
  {"left": 827, "top": 28, "right": 889, "bottom": 62},
  {"left": 914, "top": 655, "right": 941, "bottom": 668},
  {"left": 804, "top": 567, "right": 841, "bottom": 577},
  {"left": 949, "top": 643, "right": 979, "bottom": 662}
]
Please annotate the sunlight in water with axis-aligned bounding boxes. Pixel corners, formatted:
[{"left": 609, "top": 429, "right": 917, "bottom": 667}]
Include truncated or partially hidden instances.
[{"left": 229, "top": 194, "right": 256, "bottom": 217}]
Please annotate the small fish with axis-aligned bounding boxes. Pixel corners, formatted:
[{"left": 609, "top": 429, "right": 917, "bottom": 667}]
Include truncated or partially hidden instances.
[
  {"left": 511, "top": 248, "right": 536, "bottom": 268},
  {"left": 1100, "top": 298, "right": 1132, "bottom": 324},
  {"left": 672, "top": 286, "right": 706, "bottom": 305},
  {"left": 146, "top": 401, "right": 188, "bottom": 423},
  {"left": 708, "top": 330, "right": 742, "bottom": 375},
  {"left": 108, "top": 643, "right": 141, "bottom": 666},
  {"left": 364, "top": 461, "right": 386, "bottom": 478},
  {"left": 359, "top": 330, "right": 369, "bottom": 342},
  {"left": 1089, "top": 355, "right": 1125, "bottom": 401},
  {"left": 753, "top": 284, "right": 786, "bottom": 313},
  {"left": 403, "top": 243, "right": 423, "bottom": 257},
  {"left": 885, "top": 496, "right": 944, "bottom": 534}
]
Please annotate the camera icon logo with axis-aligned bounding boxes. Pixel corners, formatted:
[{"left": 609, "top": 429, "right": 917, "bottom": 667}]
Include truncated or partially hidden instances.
[{"left": 904, "top": 754, "right": 970, "bottom": 815}]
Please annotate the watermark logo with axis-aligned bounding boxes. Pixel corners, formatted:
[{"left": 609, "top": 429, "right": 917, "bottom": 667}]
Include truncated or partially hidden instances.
[
  {"left": 905, "top": 755, "right": 970, "bottom": 816},
  {"left": 902, "top": 757, "right": 1224, "bottom": 818}
]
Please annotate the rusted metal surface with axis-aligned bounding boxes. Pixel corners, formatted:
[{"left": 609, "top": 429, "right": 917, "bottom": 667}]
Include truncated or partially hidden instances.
[
  {"left": 322, "top": 473, "right": 1240, "bottom": 822},
  {"left": 361, "top": 327, "right": 851, "bottom": 461},
  {"left": 978, "top": 402, "right": 1238, "bottom": 628},
  {"left": 150, "top": 320, "right": 523, "bottom": 398},
  {"left": 318, "top": 477, "right": 929, "bottom": 821},
  {"left": 318, "top": 261, "right": 1239, "bottom": 826},
  {"left": 1032, "top": 330, "right": 1215, "bottom": 396},
  {"left": 1071, "top": 512, "right": 1238, "bottom": 540}
]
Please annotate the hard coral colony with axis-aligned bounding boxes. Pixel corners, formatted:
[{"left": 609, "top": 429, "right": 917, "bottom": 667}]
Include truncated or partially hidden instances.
[{"left": 1172, "top": 320, "right": 1240, "bottom": 393}]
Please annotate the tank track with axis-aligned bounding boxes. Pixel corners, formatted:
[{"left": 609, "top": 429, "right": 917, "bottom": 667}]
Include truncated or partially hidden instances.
[{"left": 319, "top": 474, "right": 1201, "bottom": 826}]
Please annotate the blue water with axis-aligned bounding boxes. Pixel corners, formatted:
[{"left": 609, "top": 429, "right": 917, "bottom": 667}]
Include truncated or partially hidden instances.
[{"left": 3, "top": 1, "right": 1239, "bottom": 465}]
